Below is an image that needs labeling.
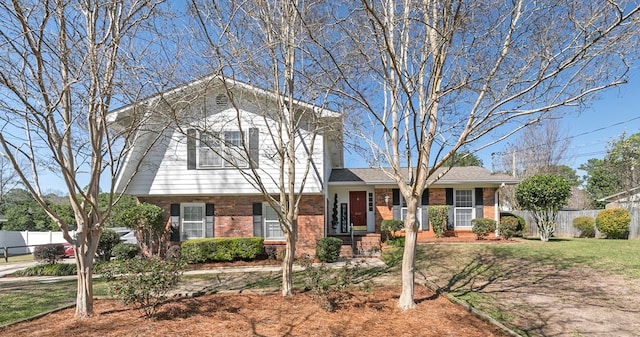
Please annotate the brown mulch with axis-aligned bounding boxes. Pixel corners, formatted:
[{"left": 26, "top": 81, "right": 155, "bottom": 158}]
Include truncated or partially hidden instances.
[{"left": 1, "top": 285, "right": 509, "bottom": 337}]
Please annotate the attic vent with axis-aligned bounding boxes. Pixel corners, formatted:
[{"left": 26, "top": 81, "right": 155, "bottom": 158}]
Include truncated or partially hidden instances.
[{"left": 215, "top": 94, "right": 229, "bottom": 107}]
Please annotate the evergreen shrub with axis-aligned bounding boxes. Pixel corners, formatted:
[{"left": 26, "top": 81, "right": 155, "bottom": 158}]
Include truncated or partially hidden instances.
[
  {"left": 316, "top": 237, "right": 343, "bottom": 263},
  {"left": 471, "top": 218, "right": 496, "bottom": 239},
  {"left": 596, "top": 208, "right": 630, "bottom": 239},
  {"left": 573, "top": 216, "right": 596, "bottom": 238},
  {"left": 180, "top": 237, "right": 264, "bottom": 263}
]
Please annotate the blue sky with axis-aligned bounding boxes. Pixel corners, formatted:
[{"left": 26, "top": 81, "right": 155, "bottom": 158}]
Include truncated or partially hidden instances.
[
  {"left": 475, "top": 67, "right": 640, "bottom": 176},
  {"left": 341, "top": 69, "right": 640, "bottom": 179}
]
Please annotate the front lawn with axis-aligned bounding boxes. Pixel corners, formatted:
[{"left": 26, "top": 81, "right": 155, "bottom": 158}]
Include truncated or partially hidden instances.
[{"left": 415, "top": 238, "right": 640, "bottom": 336}]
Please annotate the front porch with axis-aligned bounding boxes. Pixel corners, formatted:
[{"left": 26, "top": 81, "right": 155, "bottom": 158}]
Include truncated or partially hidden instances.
[{"left": 328, "top": 233, "right": 382, "bottom": 258}]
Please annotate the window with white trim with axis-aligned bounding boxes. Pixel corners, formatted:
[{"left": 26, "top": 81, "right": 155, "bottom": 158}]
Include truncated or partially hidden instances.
[
  {"left": 264, "top": 204, "right": 284, "bottom": 240},
  {"left": 399, "top": 195, "right": 422, "bottom": 227},
  {"left": 454, "top": 189, "right": 474, "bottom": 228},
  {"left": 198, "top": 131, "right": 247, "bottom": 168},
  {"left": 181, "top": 203, "right": 205, "bottom": 240}
]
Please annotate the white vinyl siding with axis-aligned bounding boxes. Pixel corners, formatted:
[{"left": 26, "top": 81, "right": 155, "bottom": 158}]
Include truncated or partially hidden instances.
[
  {"left": 454, "top": 189, "right": 474, "bottom": 228},
  {"left": 119, "top": 109, "right": 325, "bottom": 196},
  {"left": 181, "top": 203, "right": 205, "bottom": 240},
  {"left": 264, "top": 204, "right": 284, "bottom": 240}
]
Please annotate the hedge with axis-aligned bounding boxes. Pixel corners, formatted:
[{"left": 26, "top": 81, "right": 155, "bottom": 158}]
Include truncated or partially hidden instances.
[{"left": 180, "top": 237, "right": 264, "bottom": 263}]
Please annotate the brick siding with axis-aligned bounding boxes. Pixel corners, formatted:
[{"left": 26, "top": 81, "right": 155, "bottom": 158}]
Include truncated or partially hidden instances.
[{"left": 139, "top": 194, "right": 325, "bottom": 256}]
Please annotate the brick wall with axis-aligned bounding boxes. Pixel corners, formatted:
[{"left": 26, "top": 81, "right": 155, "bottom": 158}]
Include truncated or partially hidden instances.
[
  {"left": 372, "top": 187, "right": 500, "bottom": 238},
  {"left": 139, "top": 194, "right": 324, "bottom": 257},
  {"left": 429, "top": 188, "right": 446, "bottom": 205},
  {"left": 483, "top": 187, "right": 497, "bottom": 221},
  {"left": 374, "top": 188, "right": 393, "bottom": 234}
]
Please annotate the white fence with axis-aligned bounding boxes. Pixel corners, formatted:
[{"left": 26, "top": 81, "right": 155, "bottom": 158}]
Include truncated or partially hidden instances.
[
  {"left": 0, "top": 230, "right": 72, "bottom": 255},
  {"left": 514, "top": 208, "right": 640, "bottom": 239}
]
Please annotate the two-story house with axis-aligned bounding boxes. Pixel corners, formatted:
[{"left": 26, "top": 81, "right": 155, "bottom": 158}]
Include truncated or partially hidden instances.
[{"left": 111, "top": 76, "right": 518, "bottom": 256}]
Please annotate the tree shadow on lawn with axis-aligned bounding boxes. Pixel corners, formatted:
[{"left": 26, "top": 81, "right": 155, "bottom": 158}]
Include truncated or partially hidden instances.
[{"left": 416, "top": 248, "right": 605, "bottom": 335}]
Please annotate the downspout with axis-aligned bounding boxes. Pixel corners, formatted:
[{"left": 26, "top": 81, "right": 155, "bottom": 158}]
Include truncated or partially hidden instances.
[{"left": 495, "top": 183, "right": 506, "bottom": 237}]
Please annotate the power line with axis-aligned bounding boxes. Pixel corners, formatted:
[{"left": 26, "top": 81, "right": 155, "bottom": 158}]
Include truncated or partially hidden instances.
[{"left": 492, "top": 115, "right": 640, "bottom": 157}]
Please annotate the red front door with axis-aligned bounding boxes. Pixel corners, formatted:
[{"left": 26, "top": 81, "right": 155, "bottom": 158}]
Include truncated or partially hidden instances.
[{"left": 349, "top": 191, "right": 367, "bottom": 227}]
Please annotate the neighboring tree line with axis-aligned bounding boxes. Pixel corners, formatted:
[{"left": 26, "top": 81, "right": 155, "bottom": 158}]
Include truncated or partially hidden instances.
[
  {"left": 494, "top": 120, "right": 640, "bottom": 210},
  {"left": 580, "top": 132, "right": 640, "bottom": 209},
  {"left": 0, "top": 190, "right": 136, "bottom": 232}
]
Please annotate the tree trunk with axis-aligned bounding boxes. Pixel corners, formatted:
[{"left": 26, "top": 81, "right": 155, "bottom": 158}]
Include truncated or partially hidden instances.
[
  {"left": 281, "top": 230, "right": 296, "bottom": 296},
  {"left": 74, "top": 250, "right": 95, "bottom": 318},
  {"left": 398, "top": 199, "right": 419, "bottom": 310}
]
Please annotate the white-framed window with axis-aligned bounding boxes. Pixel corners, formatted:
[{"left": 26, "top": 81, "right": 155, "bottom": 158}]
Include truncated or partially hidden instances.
[
  {"left": 454, "top": 189, "right": 474, "bottom": 228},
  {"left": 198, "top": 131, "right": 247, "bottom": 168},
  {"left": 181, "top": 203, "right": 205, "bottom": 240},
  {"left": 399, "top": 195, "right": 422, "bottom": 228},
  {"left": 264, "top": 204, "right": 284, "bottom": 240}
]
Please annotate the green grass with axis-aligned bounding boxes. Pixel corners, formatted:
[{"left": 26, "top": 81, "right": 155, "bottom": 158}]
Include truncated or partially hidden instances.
[
  {"left": 0, "top": 279, "right": 110, "bottom": 326},
  {"left": 492, "top": 238, "right": 640, "bottom": 278},
  {"left": 0, "top": 254, "right": 34, "bottom": 264},
  {"left": 415, "top": 238, "right": 640, "bottom": 335}
]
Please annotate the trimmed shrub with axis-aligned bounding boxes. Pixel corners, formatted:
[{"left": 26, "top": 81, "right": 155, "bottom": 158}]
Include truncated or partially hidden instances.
[
  {"left": 499, "top": 216, "right": 520, "bottom": 240},
  {"left": 596, "top": 208, "right": 630, "bottom": 239},
  {"left": 97, "top": 229, "right": 122, "bottom": 261},
  {"left": 112, "top": 243, "right": 140, "bottom": 261},
  {"left": 181, "top": 237, "right": 264, "bottom": 263},
  {"left": 33, "top": 244, "right": 64, "bottom": 264},
  {"left": 500, "top": 212, "right": 526, "bottom": 237},
  {"left": 316, "top": 237, "right": 343, "bottom": 263},
  {"left": 428, "top": 205, "right": 449, "bottom": 238},
  {"left": 380, "top": 219, "right": 404, "bottom": 241},
  {"left": 471, "top": 218, "right": 496, "bottom": 240},
  {"left": 102, "top": 256, "right": 185, "bottom": 318},
  {"left": 573, "top": 216, "right": 596, "bottom": 238}
]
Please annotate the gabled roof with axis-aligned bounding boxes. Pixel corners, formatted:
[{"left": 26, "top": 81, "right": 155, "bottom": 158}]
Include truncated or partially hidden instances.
[
  {"left": 598, "top": 185, "right": 640, "bottom": 202},
  {"left": 108, "top": 74, "right": 341, "bottom": 121},
  {"left": 329, "top": 166, "right": 519, "bottom": 185}
]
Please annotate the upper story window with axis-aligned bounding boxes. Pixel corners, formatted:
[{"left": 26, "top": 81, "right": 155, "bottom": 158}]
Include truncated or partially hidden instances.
[
  {"left": 187, "top": 127, "right": 259, "bottom": 171},
  {"left": 198, "top": 131, "right": 247, "bottom": 168}
]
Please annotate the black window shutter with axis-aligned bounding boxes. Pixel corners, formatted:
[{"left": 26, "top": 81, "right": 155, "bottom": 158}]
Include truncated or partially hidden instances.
[
  {"left": 187, "top": 129, "right": 197, "bottom": 170},
  {"left": 252, "top": 202, "right": 263, "bottom": 237},
  {"left": 392, "top": 189, "right": 400, "bottom": 206},
  {"left": 475, "top": 188, "right": 484, "bottom": 206},
  {"left": 205, "top": 203, "right": 215, "bottom": 216},
  {"left": 249, "top": 128, "right": 259, "bottom": 168},
  {"left": 170, "top": 204, "right": 180, "bottom": 216},
  {"left": 169, "top": 204, "right": 180, "bottom": 242},
  {"left": 445, "top": 188, "right": 453, "bottom": 205},
  {"left": 421, "top": 189, "right": 429, "bottom": 205}
]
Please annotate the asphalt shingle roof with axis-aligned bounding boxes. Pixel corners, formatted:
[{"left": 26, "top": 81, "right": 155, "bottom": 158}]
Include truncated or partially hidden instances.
[{"left": 329, "top": 166, "right": 519, "bottom": 185}]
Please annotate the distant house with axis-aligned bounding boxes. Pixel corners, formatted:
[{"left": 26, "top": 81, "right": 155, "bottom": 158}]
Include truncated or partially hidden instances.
[
  {"left": 111, "top": 76, "right": 519, "bottom": 256},
  {"left": 598, "top": 186, "right": 640, "bottom": 209}
]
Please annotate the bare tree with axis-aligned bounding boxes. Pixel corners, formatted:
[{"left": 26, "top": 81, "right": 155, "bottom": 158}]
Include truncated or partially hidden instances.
[
  {"left": 314, "top": 0, "right": 640, "bottom": 309},
  {"left": 497, "top": 119, "right": 571, "bottom": 177},
  {"left": 495, "top": 118, "right": 575, "bottom": 208},
  {"left": 0, "top": 156, "right": 20, "bottom": 206},
  {"left": 185, "top": 0, "right": 337, "bottom": 296},
  {"left": 0, "top": 1, "right": 177, "bottom": 318}
]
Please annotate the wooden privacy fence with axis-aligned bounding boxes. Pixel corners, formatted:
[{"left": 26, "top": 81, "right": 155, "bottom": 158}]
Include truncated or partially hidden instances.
[{"left": 513, "top": 208, "right": 640, "bottom": 239}]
